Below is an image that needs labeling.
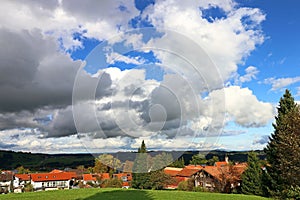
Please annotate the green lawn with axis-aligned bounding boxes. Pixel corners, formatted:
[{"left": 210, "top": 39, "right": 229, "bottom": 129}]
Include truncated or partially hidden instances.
[{"left": 0, "top": 188, "right": 270, "bottom": 200}]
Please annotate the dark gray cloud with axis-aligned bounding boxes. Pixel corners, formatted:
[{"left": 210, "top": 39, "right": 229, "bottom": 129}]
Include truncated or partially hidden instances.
[
  {"left": 0, "top": 141, "right": 17, "bottom": 149},
  {"left": 0, "top": 28, "right": 79, "bottom": 112}
]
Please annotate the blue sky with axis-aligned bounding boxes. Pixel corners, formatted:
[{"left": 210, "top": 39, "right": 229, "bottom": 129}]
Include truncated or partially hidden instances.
[{"left": 0, "top": 0, "right": 299, "bottom": 153}]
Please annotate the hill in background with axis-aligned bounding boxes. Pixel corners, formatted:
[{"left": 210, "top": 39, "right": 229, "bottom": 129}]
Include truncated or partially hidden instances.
[{"left": 0, "top": 149, "right": 265, "bottom": 171}]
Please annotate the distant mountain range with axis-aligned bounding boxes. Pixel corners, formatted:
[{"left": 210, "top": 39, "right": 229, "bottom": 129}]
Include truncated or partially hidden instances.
[{"left": 0, "top": 149, "right": 265, "bottom": 171}]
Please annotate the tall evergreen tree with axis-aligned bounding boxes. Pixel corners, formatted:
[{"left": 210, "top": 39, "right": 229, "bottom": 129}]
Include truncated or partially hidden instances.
[
  {"left": 132, "top": 140, "right": 152, "bottom": 189},
  {"left": 139, "top": 140, "right": 147, "bottom": 153},
  {"left": 241, "top": 151, "right": 263, "bottom": 196},
  {"left": 264, "top": 89, "right": 299, "bottom": 197}
]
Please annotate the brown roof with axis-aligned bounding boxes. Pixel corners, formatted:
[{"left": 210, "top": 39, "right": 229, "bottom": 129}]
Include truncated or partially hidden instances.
[
  {"left": 31, "top": 172, "right": 76, "bottom": 182},
  {"left": 201, "top": 164, "right": 247, "bottom": 181},
  {"left": 178, "top": 168, "right": 201, "bottom": 177},
  {"left": 202, "top": 166, "right": 223, "bottom": 180},
  {"left": 0, "top": 173, "right": 13, "bottom": 181}
]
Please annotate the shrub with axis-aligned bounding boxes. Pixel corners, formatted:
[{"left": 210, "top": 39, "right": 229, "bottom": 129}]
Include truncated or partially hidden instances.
[
  {"left": 178, "top": 181, "right": 188, "bottom": 191},
  {"left": 283, "top": 185, "right": 300, "bottom": 200},
  {"left": 24, "top": 183, "right": 33, "bottom": 192},
  {"left": 102, "top": 178, "right": 122, "bottom": 188},
  {"left": 193, "top": 186, "right": 209, "bottom": 192}
]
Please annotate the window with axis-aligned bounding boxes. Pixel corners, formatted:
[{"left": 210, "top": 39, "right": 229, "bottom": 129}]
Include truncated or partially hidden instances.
[{"left": 122, "top": 176, "right": 127, "bottom": 182}]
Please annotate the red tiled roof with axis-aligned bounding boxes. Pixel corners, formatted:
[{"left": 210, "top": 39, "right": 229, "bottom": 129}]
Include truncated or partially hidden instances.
[
  {"left": 178, "top": 167, "right": 201, "bottom": 177},
  {"left": 201, "top": 164, "right": 247, "bottom": 181},
  {"left": 164, "top": 167, "right": 183, "bottom": 176},
  {"left": 15, "top": 174, "right": 30, "bottom": 181},
  {"left": 201, "top": 166, "right": 223, "bottom": 180},
  {"left": 31, "top": 172, "right": 76, "bottom": 182},
  {"left": 83, "top": 174, "right": 97, "bottom": 182},
  {"left": 214, "top": 161, "right": 228, "bottom": 167},
  {"left": 185, "top": 165, "right": 203, "bottom": 169},
  {"left": 50, "top": 169, "right": 64, "bottom": 173},
  {"left": 100, "top": 173, "right": 110, "bottom": 180}
]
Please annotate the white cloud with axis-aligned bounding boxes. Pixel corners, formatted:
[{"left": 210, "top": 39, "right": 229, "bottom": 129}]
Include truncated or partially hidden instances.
[
  {"left": 0, "top": 0, "right": 139, "bottom": 50},
  {"left": 264, "top": 77, "right": 300, "bottom": 91},
  {"left": 0, "top": 0, "right": 274, "bottom": 153},
  {"left": 142, "top": 1, "right": 265, "bottom": 84},
  {"left": 205, "top": 86, "right": 274, "bottom": 127},
  {"left": 106, "top": 52, "right": 146, "bottom": 65},
  {"left": 239, "top": 66, "right": 259, "bottom": 83}
]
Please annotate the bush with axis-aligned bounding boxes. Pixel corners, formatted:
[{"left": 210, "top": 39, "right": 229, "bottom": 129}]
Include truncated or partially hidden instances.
[
  {"left": 86, "top": 181, "right": 99, "bottom": 188},
  {"left": 193, "top": 186, "right": 209, "bottom": 192},
  {"left": 177, "top": 179, "right": 195, "bottom": 191},
  {"left": 102, "top": 178, "right": 122, "bottom": 188},
  {"left": 178, "top": 181, "right": 188, "bottom": 191},
  {"left": 24, "top": 183, "right": 33, "bottom": 192},
  {"left": 283, "top": 185, "right": 300, "bottom": 200}
]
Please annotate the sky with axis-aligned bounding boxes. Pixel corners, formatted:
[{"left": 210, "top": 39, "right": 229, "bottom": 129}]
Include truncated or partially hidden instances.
[{"left": 0, "top": 0, "right": 299, "bottom": 154}]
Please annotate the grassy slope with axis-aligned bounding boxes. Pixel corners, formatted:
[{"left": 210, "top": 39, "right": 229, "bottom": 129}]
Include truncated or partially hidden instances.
[{"left": 0, "top": 188, "right": 270, "bottom": 200}]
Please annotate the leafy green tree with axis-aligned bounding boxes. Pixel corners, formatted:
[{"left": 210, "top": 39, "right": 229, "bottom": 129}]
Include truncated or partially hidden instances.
[
  {"left": 241, "top": 151, "right": 263, "bottom": 196},
  {"left": 207, "top": 156, "right": 219, "bottom": 166},
  {"left": 151, "top": 152, "right": 173, "bottom": 171},
  {"left": 87, "top": 167, "right": 94, "bottom": 173},
  {"left": 264, "top": 89, "right": 300, "bottom": 197},
  {"left": 96, "top": 154, "right": 121, "bottom": 176},
  {"left": 123, "top": 160, "right": 134, "bottom": 172},
  {"left": 76, "top": 165, "right": 85, "bottom": 175},
  {"left": 149, "top": 170, "right": 175, "bottom": 190},
  {"left": 169, "top": 157, "right": 185, "bottom": 168},
  {"left": 190, "top": 154, "right": 207, "bottom": 165},
  {"left": 94, "top": 158, "right": 108, "bottom": 173},
  {"left": 16, "top": 166, "right": 30, "bottom": 174}
]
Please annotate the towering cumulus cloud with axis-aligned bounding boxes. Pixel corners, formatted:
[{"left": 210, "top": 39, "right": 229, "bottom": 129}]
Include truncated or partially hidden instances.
[{"left": 0, "top": 0, "right": 273, "bottom": 153}]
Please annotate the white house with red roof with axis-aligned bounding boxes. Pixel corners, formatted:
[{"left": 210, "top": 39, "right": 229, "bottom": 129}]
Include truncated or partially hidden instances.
[{"left": 30, "top": 171, "right": 76, "bottom": 191}]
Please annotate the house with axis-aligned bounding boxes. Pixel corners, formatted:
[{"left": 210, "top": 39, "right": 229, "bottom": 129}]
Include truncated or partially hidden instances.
[
  {"left": 0, "top": 172, "right": 13, "bottom": 193},
  {"left": 14, "top": 174, "right": 31, "bottom": 192},
  {"left": 30, "top": 171, "right": 76, "bottom": 191},
  {"left": 83, "top": 174, "right": 99, "bottom": 185},
  {"left": 113, "top": 173, "right": 132, "bottom": 188},
  {"left": 193, "top": 163, "right": 247, "bottom": 192},
  {"left": 99, "top": 173, "right": 110, "bottom": 181},
  {"left": 163, "top": 167, "right": 185, "bottom": 189},
  {"left": 163, "top": 158, "right": 247, "bottom": 192}
]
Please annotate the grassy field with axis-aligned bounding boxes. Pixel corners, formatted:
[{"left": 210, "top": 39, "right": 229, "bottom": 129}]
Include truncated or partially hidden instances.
[{"left": 0, "top": 188, "right": 270, "bottom": 200}]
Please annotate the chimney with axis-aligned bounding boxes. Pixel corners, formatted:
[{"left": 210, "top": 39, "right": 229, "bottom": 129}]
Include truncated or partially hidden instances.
[{"left": 225, "top": 156, "right": 229, "bottom": 163}]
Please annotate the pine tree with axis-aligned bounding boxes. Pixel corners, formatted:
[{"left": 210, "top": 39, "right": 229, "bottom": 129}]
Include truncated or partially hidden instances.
[
  {"left": 132, "top": 140, "right": 152, "bottom": 189},
  {"left": 264, "top": 89, "right": 299, "bottom": 197},
  {"left": 241, "top": 151, "right": 263, "bottom": 196},
  {"left": 139, "top": 140, "right": 146, "bottom": 153}
]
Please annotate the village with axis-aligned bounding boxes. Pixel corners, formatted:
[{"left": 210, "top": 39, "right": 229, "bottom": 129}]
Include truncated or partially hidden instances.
[{"left": 0, "top": 156, "right": 247, "bottom": 194}]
